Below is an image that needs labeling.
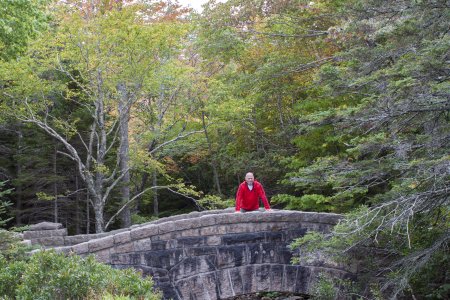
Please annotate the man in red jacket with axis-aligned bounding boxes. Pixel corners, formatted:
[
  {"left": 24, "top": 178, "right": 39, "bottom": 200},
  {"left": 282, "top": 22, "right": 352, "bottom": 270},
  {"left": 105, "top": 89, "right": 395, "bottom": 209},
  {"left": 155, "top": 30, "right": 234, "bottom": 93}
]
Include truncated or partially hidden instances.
[{"left": 235, "top": 172, "right": 271, "bottom": 212}]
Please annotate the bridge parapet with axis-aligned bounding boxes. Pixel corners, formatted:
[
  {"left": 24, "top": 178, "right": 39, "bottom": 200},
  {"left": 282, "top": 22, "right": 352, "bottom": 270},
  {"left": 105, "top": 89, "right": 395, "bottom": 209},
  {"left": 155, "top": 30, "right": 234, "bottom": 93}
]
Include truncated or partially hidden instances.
[{"left": 44, "top": 209, "right": 351, "bottom": 299}]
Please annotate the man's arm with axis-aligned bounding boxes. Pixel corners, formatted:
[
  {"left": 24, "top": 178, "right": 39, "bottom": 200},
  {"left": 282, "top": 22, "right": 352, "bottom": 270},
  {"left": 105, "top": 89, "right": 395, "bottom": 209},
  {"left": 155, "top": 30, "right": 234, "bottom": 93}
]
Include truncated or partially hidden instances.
[
  {"left": 235, "top": 184, "right": 243, "bottom": 212},
  {"left": 257, "top": 184, "right": 271, "bottom": 210}
]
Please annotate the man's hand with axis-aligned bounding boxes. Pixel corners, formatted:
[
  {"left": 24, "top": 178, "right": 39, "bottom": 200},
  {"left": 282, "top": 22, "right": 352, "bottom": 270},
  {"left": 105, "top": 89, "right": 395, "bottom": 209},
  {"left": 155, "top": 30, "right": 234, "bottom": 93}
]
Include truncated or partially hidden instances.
[
  {"left": 265, "top": 208, "right": 273, "bottom": 212},
  {"left": 235, "top": 210, "right": 241, "bottom": 213}
]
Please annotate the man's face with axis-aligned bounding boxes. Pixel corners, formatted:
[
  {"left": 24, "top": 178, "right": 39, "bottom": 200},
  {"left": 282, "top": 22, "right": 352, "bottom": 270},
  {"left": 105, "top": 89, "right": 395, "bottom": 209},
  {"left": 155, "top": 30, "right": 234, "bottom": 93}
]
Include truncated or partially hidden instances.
[{"left": 245, "top": 173, "right": 254, "bottom": 185}]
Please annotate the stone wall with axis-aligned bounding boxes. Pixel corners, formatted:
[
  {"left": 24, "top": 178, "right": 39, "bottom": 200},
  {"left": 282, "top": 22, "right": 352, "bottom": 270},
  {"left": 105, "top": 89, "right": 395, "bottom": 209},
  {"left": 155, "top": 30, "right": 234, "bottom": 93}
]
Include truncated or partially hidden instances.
[{"left": 32, "top": 209, "right": 352, "bottom": 300}]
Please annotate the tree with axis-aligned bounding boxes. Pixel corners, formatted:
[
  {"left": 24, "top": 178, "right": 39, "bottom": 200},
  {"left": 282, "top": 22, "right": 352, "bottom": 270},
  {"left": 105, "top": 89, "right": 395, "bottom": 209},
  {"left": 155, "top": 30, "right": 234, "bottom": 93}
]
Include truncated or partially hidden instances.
[
  {"left": 2, "top": 1, "right": 191, "bottom": 232},
  {"left": 290, "top": 0, "right": 449, "bottom": 298}
]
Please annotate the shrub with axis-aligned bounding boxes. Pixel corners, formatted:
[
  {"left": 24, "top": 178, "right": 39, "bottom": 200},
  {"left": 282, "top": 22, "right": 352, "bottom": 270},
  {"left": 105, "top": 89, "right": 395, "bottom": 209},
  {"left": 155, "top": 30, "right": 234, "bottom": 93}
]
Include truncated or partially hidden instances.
[{"left": 0, "top": 249, "right": 161, "bottom": 300}]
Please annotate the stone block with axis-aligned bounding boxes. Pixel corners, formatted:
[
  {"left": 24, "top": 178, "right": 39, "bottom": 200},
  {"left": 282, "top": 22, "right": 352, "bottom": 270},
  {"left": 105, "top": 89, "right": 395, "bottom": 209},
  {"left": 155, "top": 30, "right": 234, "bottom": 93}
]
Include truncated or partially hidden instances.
[
  {"left": 294, "top": 266, "right": 311, "bottom": 294},
  {"left": 255, "top": 264, "right": 271, "bottom": 292},
  {"left": 227, "top": 223, "right": 254, "bottom": 234},
  {"left": 32, "top": 236, "right": 65, "bottom": 247},
  {"left": 265, "top": 231, "right": 284, "bottom": 243},
  {"left": 214, "top": 214, "right": 234, "bottom": 225},
  {"left": 259, "top": 212, "right": 281, "bottom": 222},
  {"left": 151, "top": 240, "right": 167, "bottom": 250},
  {"left": 175, "top": 273, "right": 218, "bottom": 300},
  {"left": 317, "top": 213, "right": 342, "bottom": 225},
  {"left": 185, "top": 246, "right": 217, "bottom": 257},
  {"left": 158, "top": 221, "right": 175, "bottom": 234},
  {"left": 133, "top": 238, "right": 152, "bottom": 252},
  {"left": 253, "top": 222, "right": 276, "bottom": 232},
  {"left": 88, "top": 235, "right": 114, "bottom": 252},
  {"left": 111, "top": 253, "right": 131, "bottom": 265},
  {"left": 222, "top": 232, "right": 265, "bottom": 245},
  {"left": 65, "top": 235, "right": 90, "bottom": 245},
  {"left": 242, "top": 265, "right": 256, "bottom": 294},
  {"left": 144, "top": 249, "right": 184, "bottom": 269},
  {"left": 260, "top": 243, "right": 278, "bottom": 264},
  {"left": 53, "top": 246, "right": 72, "bottom": 254},
  {"left": 130, "top": 253, "right": 144, "bottom": 265},
  {"left": 217, "top": 245, "right": 247, "bottom": 268},
  {"left": 136, "top": 266, "right": 168, "bottom": 279},
  {"left": 215, "top": 225, "right": 228, "bottom": 235},
  {"left": 198, "top": 215, "right": 217, "bottom": 227},
  {"left": 114, "top": 242, "right": 134, "bottom": 254},
  {"left": 72, "top": 242, "right": 89, "bottom": 254},
  {"left": 199, "top": 226, "right": 220, "bottom": 236},
  {"left": 29, "top": 222, "right": 63, "bottom": 231},
  {"left": 276, "top": 245, "right": 293, "bottom": 265},
  {"left": 282, "top": 265, "right": 298, "bottom": 292},
  {"left": 180, "top": 228, "right": 200, "bottom": 237},
  {"left": 285, "top": 228, "right": 308, "bottom": 241},
  {"left": 177, "top": 236, "right": 205, "bottom": 248},
  {"left": 201, "top": 272, "right": 218, "bottom": 299},
  {"left": 205, "top": 236, "right": 221, "bottom": 246},
  {"left": 226, "top": 213, "right": 246, "bottom": 224},
  {"left": 24, "top": 228, "right": 67, "bottom": 239},
  {"left": 216, "top": 269, "right": 234, "bottom": 299},
  {"left": 172, "top": 218, "right": 196, "bottom": 231},
  {"left": 167, "top": 239, "right": 178, "bottom": 249},
  {"left": 270, "top": 264, "right": 284, "bottom": 291},
  {"left": 114, "top": 231, "right": 131, "bottom": 244},
  {"left": 130, "top": 224, "right": 158, "bottom": 240},
  {"left": 229, "top": 267, "right": 244, "bottom": 295},
  {"left": 169, "top": 255, "right": 217, "bottom": 281},
  {"left": 248, "top": 243, "right": 263, "bottom": 265},
  {"left": 93, "top": 248, "right": 111, "bottom": 263},
  {"left": 279, "top": 211, "right": 297, "bottom": 221},
  {"left": 174, "top": 276, "right": 200, "bottom": 300}
]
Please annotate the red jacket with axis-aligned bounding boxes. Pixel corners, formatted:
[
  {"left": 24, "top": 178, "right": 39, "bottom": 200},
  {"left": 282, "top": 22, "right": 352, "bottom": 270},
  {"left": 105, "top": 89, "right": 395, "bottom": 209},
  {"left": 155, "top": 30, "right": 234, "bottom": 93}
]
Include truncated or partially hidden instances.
[{"left": 235, "top": 180, "right": 270, "bottom": 211}]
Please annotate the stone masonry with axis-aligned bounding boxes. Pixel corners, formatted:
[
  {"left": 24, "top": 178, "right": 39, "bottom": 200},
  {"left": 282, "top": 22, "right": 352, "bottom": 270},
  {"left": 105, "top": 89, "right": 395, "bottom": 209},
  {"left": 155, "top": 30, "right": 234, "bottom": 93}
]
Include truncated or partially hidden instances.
[{"left": 28, "top": 209, "right": 354, "bottom": 300}]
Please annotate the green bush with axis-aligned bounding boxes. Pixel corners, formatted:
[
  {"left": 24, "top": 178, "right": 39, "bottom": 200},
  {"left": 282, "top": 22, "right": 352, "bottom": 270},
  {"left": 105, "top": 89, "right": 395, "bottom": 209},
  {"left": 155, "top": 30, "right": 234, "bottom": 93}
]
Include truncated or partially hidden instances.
[{"left": 0, "top": 249, "right": 161, "bottom": 300}]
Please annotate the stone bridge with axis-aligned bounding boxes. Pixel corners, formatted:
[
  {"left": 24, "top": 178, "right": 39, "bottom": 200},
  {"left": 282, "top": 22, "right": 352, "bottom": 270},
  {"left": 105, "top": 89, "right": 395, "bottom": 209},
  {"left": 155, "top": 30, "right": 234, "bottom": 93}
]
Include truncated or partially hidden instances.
[{"left": 26, "top": 209, "right": 354, "bottom": 299}]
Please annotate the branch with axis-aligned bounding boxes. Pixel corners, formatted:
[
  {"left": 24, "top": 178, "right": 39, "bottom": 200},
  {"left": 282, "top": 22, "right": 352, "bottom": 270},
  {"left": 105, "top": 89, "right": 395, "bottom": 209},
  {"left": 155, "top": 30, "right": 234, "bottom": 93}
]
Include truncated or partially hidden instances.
[
  {"left": 101, "top": 166, "right": 131, "bottom": 205},
  {"left": 245, "top": 28, "right": 328, "bottom": 38},
  {"left": 149, "top": 130, "right": 205, "bottom": 154},
  {"left": 166, "top": 187, "right": 205, "bottom": 211}
]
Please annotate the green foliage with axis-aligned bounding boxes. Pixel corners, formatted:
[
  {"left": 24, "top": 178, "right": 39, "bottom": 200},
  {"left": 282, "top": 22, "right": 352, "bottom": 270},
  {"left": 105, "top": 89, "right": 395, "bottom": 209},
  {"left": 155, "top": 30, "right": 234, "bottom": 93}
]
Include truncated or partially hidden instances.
[
  {"left": 0, "top": 250, "right": 161, "bottom": 300},
  {"left": 310, "top": 273, "right": 337, "bottom": 300},
  {"left": 272, "top": 193, "right": 334, "bottom": 212},
  {"left": 198, "top": 194, "right": 234, "bottom": 210},
  {"left": 0, "top": 0, "right": 51, "bottom": 60},
  {"left": 0, "top": 181, "right": 13, "bottom": 228},
  {"left": 131, "top": 214, "right": 158, "bottom": 225}
]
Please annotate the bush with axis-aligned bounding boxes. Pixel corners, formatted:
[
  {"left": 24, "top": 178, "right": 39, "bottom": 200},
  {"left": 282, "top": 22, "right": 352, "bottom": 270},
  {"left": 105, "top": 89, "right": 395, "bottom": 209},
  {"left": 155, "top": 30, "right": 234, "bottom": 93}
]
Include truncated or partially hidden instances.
[{"left": 0, "top": 249, "right": 161, "bottom": 300}]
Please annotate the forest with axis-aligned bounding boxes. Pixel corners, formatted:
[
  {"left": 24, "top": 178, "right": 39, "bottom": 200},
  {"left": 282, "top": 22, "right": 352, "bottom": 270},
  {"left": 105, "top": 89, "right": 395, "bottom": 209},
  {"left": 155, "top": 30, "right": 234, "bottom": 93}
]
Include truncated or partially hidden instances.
[{"left": 0, "top": 0, "right": 448, "bottom": 299}]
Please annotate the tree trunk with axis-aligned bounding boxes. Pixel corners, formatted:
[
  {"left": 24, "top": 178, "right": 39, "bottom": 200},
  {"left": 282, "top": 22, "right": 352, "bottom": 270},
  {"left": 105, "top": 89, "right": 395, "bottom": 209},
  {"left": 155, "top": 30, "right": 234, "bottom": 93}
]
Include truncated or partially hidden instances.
[
  {"left": 86, "top": 189, "right": 90, "bottom": 234},
  {"left": 201, "top": 111, "right": 222, "bottom": 195},
  {"left": 153, "top": 171, "right": 159, "bottom": 217},
  {"left": 53, "top": 145, "right": 58, "bottom": 223},
  {"left": 15, "top": 128, "right": 23, "bottom": 226},
  {"left": 75, "top": 175, "right": 81, "bottom": 234},
  {"left": 117, "top": 83, "right": 131, "bottom": 227},
  {"left": 93, "top": 200, "right": 104, "bottom": 233}
]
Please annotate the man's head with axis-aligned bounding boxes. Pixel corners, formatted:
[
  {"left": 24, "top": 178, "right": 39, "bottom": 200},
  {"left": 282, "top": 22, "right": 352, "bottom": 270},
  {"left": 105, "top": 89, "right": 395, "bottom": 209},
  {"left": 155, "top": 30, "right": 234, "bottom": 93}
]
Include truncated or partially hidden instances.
[{"left": 245, "top": 172, "right": 255, "bottom": 185}]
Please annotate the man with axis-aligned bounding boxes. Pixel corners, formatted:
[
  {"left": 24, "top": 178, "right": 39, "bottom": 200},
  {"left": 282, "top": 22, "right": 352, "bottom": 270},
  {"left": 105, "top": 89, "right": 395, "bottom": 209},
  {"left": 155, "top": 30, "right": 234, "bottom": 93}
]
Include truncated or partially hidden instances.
[{"left": 235, "top": 172, "right": 271, "bottom": 212}]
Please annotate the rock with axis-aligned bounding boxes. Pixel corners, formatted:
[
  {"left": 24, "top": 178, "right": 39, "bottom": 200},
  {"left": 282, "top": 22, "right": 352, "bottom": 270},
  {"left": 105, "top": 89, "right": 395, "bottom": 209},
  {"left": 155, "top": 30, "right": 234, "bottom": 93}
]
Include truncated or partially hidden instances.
[{"left": 29, "top": 222, "right": 63, "bottom": 231}]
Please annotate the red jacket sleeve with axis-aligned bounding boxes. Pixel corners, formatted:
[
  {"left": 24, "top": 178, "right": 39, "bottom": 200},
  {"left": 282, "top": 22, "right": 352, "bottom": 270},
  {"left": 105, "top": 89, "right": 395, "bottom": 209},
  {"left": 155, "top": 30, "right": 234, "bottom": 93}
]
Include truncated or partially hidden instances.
[
  {"left": 235, "top": 184, "right": 243, "bottom": 211},
  {"left": 257, "top": 182, "right": 270, "bottom": 210}
]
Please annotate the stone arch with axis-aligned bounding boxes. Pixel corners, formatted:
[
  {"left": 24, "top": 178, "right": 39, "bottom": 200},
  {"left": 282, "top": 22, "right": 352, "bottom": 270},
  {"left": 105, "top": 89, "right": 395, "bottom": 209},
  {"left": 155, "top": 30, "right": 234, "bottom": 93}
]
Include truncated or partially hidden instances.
[
  {"left": 44, "top": 209, "right": 353, "bottom": 300},
  {"left": 168, "top": 264, "right": 352, "bottom": 299}
]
